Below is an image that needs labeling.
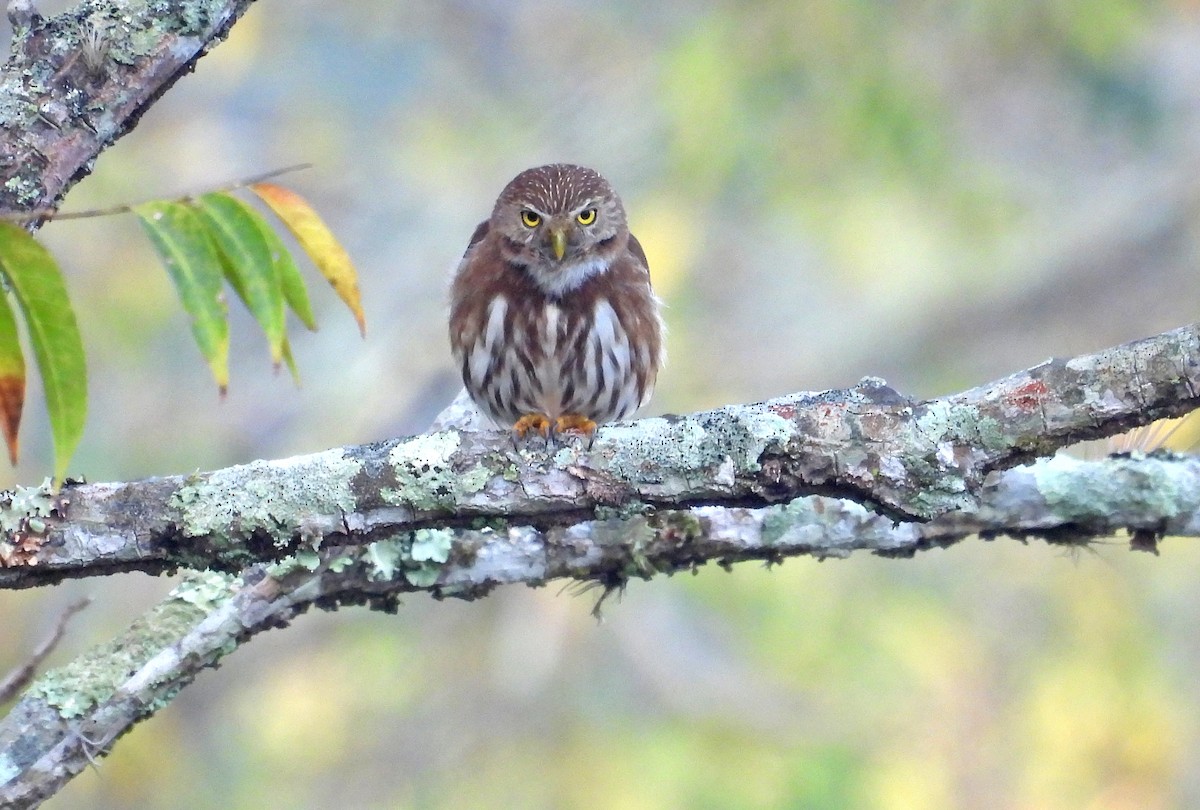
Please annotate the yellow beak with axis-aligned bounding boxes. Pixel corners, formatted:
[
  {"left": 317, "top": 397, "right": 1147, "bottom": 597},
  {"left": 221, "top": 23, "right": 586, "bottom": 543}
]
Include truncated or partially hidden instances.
[{"left": 548, "top": 228, "right": 567, "bottom": 261}]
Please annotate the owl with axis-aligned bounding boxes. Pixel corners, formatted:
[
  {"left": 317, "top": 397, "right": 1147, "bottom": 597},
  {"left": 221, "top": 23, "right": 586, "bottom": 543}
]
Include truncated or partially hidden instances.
[{"left": 449, "top": 164, "right": 665, "bottom": 441}]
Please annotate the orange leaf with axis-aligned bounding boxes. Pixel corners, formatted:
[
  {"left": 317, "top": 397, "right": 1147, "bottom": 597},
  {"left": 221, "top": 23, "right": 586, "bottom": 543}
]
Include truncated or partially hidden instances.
[
  {"left": 0, "top": 374, "right": 23, "bottom": 465},
  {"left": 250, "top": 183, "right": 366, "bottom": 336}
]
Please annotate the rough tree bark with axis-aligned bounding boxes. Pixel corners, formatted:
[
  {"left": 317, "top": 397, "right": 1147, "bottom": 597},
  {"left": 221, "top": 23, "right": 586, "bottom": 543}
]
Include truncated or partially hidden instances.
[
  {"left": 1, "top": 0, "right": 258, "bottom": 216},
  {"left": 1, "top": 322, "right": 1199, "bottom": 589},
  {"left": 2, "top": 1, "right": 1200, "bottom": 807}
]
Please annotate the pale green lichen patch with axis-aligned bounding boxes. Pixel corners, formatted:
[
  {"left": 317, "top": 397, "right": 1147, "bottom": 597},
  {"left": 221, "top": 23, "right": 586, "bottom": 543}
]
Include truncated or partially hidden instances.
[
  {"left": 601, "top": 408, "right": 792, "bottom": 486},
  {"left": 760, "top": 498, "right": 857, "bottom": 558},
  {"left": 267, "top": 550, "right": 320, "bottom": 578},
  {"left": 0, "top": 478, "right": 54, "bottom": 534},
  {"left": 0, "top": 478, "right": 57, "bottom": 563},
  {"left": 328, "top": 554, "right": 355, "bottom": 573},
  {"left": 104, "top": 1, "right": 225, "bottom": 64},
  {"left": 906, "top": 482, "right": 972, "bottom": 521},
  {"left": 172, "top": 569, "right": 236, "bottom": 611},
  {"left": 972, "top": 417, "right": 1008, "bottom": 452},
  {"left": 383, "top": 432, "right": 489, "bottom": 511},
  {"left": 760, "top": 497, "right": 901, "bottom": 558},
  {"left": 0, "top": 93, "right": 32, "bottom": 130},
  {"left": 411, "top": 528, "right": 453, "bottom": 563},
  {"left": 29, "top": 571, "right": 235, "bottom": 718},
  {"left": 915, "top": 401, "right": 1008, "bottom": 453},
  {"left": 460, "top": 466, "right": 492, "bottom": 494},
  {"left": 1035, "top": 454, "right": 1185, "bottom": 523},
  {"left": 0, "top": 752, "right": 18, "bottom": 786},
  {"left": 365, "top": 537, "right": 405, "bottom": 581},
  {"left": 405, "top": 528, "right": 454, "bottom": 586},
  {"left": 171, "top": 449, "right": 360, "bottom": 542},
  {"left": 170, "top": 0, "right": 227, "bottom": 35},
  {"left": 2, "top": 174, "right": 40, "bottom": 206},
  {"left": 403, "top": 564, "right": 442, "bottom": 588},
  {"left": 761, "top": 498, "right": 825, "bottom": 547},
  {"left": 364, "top": 528, "right": 455, "bottom": 587}
]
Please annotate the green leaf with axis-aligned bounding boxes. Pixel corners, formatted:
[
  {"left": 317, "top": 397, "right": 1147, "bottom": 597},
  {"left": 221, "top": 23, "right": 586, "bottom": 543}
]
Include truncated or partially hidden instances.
[
  {"left": 280, "top": 337, "right": 301, "bottom": 387},
  {"left": 134, "top": 201, "right": 230, "bottom": 392},
  {"left": 0, "top": 290, "right": 25, "bottom": 465},
  {"left": 194, "top": 192, "right": 286, "bottom": 365},
  {"left": 250, "top": 182, "right": 365, "bottom": 336},
  {"left": 251, "top": 205, "right": 317, "bottom": 331},
  {"left": 0, "top": 222, "right": 86, "bottom": 483}
]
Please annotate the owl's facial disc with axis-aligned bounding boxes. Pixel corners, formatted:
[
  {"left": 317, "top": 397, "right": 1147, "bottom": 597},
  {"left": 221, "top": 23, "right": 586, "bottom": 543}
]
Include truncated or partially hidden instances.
[{"left": 493, "top": 166, "right": 627, "bottom": 295}]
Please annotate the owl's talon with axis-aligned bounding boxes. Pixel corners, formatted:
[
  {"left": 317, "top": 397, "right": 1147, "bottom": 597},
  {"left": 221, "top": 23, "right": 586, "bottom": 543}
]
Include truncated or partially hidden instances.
[
  {"left": 553, "top": 414, "right": 598, "bottom": 448},
  {"left": 512, "top": 413, "right": 552, "bottom": 444}
]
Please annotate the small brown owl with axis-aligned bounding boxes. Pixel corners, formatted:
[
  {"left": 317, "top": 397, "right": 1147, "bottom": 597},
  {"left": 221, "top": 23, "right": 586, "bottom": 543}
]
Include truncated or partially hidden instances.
[{"left": 449, "top": 164, "right": 665, "bottom": 441}]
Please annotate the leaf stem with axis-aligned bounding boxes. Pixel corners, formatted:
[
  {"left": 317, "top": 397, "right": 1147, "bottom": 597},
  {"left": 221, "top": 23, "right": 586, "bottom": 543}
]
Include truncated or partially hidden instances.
[{"left": 0, "top": 164, "right": 314, "bottom": 224}]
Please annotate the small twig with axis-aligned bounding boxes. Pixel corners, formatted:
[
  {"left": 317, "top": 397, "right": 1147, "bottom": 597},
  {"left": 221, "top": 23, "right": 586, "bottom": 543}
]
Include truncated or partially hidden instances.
[
  {"left": 0, "top": 597, "right": 91, "bottom": 703},
  {"left": 0, "top": 163, "right": 312, "bottom": 224}
]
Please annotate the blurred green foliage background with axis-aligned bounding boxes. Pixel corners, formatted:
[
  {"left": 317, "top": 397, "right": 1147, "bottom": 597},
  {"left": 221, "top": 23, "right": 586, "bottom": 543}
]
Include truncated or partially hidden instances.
[{"left": 5, "top": 0, "right": 1200, "bottom": 807}]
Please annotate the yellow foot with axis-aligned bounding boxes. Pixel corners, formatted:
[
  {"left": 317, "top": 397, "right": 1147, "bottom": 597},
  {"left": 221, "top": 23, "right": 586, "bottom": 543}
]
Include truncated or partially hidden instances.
[
  {"left": 512, "top": 413, "right": 551, "bottom": 442},
  {"left": 554, "top": 414, "right": 598, "bottom": 444}
]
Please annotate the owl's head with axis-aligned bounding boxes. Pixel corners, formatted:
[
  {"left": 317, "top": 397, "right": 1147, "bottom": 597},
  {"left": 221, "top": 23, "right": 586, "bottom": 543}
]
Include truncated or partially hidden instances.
[{"left": 490, "top": 163, "right": 628, "bottom": 297}]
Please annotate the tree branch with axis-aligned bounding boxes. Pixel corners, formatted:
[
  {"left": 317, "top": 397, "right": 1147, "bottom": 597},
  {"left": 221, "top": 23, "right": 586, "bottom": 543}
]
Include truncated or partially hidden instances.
[
  {"left": 0, "top": 0, "right": 259, "bottom": 217},
  {"left": 0, "top": 596, "right": 90, "bottom": 703},
  {"left": 0, "top": 320, "right": 1196, "bottom": 589}
]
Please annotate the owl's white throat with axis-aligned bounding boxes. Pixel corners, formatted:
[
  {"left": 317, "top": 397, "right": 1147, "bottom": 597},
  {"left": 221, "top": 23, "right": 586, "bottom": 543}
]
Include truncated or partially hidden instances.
[{"left": 530, "top": 256, "right": 610, "bottom": 298}]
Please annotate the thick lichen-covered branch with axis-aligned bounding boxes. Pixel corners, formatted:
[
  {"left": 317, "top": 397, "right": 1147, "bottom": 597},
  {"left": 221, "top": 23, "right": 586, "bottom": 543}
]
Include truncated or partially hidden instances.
[
  {"left": 2, "top": 449, "right": 1199, "bottom": 805},
  {"left": 0, "top": 0, "right": 259, "bottom": 216},
  {"left": 1, "top": 321, "right": 1198, "bottom": 588}
]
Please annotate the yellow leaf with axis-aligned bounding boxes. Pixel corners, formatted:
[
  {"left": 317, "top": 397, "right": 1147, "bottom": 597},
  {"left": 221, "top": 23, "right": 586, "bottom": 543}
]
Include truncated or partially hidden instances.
[{"left": 250, "top": 183, "right": 365, "bottom": 336}]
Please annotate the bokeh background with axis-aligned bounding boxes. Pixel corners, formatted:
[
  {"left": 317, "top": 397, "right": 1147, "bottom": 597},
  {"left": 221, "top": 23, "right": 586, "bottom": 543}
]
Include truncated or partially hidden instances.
[{"left": 5, "top": 1, "right": 1200, "bottom": 807}]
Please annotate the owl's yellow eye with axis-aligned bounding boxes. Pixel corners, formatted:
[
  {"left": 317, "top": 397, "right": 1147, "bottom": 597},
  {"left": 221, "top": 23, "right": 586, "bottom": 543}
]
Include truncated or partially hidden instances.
[
  {"left": 576, "top": 208, "right": 597, "bottom": 226},
  {"left": 520, "top": 210, "right": 541, "bottom": 228}
]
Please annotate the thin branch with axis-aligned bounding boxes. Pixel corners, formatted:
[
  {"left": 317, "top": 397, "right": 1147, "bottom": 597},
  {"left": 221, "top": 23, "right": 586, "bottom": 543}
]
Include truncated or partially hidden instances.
[
  {"left": 3, "top": 162, "right": 314, "bottom": 222},
  {"left": 0, "top": 597, "right": 90, "bottom": 704}
]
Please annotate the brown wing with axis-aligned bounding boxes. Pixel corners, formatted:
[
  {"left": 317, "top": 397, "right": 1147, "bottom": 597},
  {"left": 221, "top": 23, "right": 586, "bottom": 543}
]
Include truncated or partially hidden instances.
[
  {"left": 626, "top": 232, "right": 650, "bottom": 279},
  {"left": 464, "top": 220, "right": 490, "bottom": 257},
  {"left": 449, "top": 221, "right": 508, "bottom": 372},
  {"left": 604, "top": 233, "right": 665, "bottom": 403}
]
